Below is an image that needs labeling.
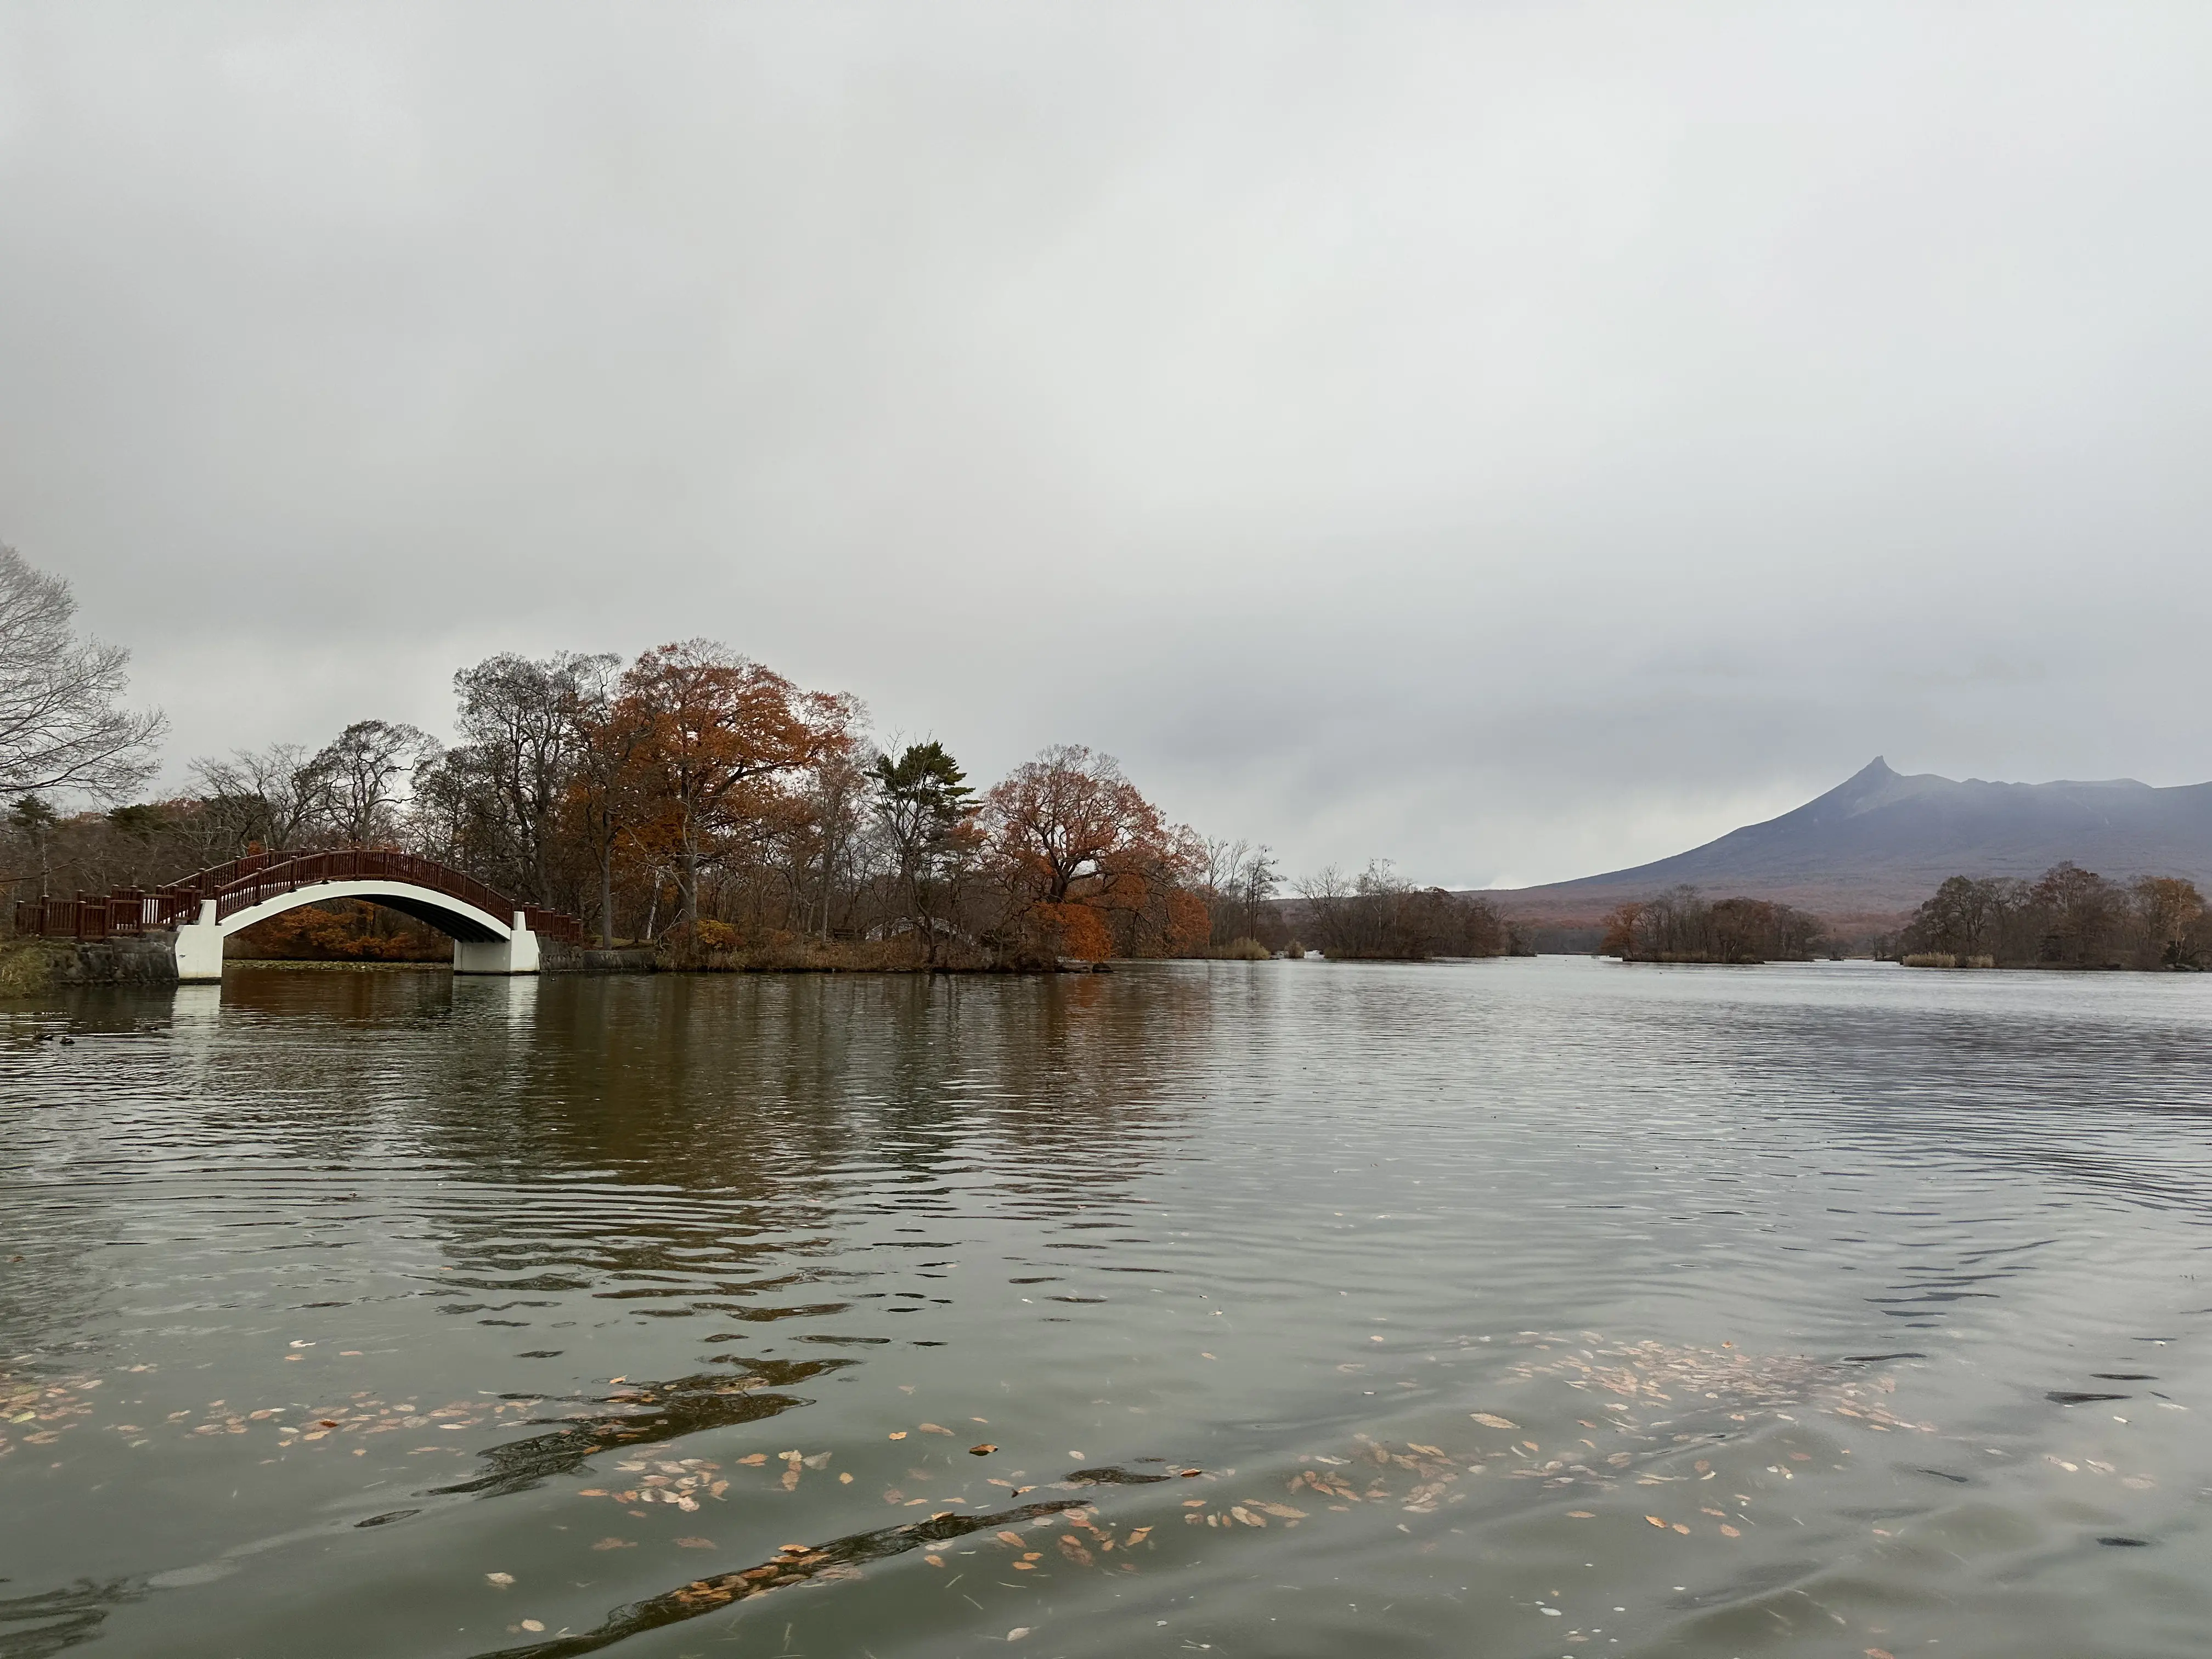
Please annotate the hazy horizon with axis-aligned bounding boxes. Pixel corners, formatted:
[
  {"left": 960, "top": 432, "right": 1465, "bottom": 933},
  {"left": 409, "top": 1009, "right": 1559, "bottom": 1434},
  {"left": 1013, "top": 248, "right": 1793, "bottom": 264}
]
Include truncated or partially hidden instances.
[{"left": 8, "top": 4, "right": 2211, "bottom": 888}]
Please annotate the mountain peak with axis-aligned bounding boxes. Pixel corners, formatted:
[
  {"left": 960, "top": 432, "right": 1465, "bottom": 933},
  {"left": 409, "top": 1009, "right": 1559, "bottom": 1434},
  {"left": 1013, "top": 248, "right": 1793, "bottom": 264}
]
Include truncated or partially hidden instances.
[
  {"left": 1804, "top": 755, "right": 1921, "bottom": 820},
  {"left": 1490, "top": 757, "right": 2212, "bottom": 916}
]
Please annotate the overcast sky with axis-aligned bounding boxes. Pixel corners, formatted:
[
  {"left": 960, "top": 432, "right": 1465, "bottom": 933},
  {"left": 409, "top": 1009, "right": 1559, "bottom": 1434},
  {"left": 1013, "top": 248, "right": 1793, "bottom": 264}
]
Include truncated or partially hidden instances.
[{"left": 5, "top": 3, "right": 2210, "bottom": 887}]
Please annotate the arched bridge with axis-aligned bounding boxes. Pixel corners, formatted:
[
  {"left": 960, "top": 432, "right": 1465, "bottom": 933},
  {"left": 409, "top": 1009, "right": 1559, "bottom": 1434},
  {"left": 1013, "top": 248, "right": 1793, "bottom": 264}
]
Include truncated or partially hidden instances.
[{"left": 14, "top": 849, "right": 583, "bottom": 980}]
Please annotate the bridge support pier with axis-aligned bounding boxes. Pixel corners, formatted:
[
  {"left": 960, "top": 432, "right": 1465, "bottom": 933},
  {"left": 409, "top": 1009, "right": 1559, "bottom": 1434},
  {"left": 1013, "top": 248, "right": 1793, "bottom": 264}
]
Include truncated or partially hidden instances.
[
  {"left": 454, "top": 913, "right": 543, "bottom": 975},
  {"left": 176, "top": 901, "right": 225, "bottom": 982}
]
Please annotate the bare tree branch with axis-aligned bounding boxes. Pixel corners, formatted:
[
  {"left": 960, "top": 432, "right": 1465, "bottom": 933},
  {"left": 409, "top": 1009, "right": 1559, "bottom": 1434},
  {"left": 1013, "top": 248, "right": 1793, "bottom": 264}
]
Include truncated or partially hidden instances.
[{"left": 0, "top": 545, "right": 165, "bottom": 799}]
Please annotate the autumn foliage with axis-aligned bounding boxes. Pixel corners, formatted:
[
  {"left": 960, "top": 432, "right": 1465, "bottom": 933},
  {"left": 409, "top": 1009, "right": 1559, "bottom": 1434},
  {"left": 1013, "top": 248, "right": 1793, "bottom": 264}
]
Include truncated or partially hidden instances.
[
  {"left": 1599, "top": 888, "right": 1825, "bottom": 963},
  {"left": 13, "top": 639, "right": 1226, "bottom": 967},
  {"left": 980, "top": 744, "right": 1207, "bottom": 960},
  {"left": 1897, "top": 864, "right": 2212, "bottom": 968}
]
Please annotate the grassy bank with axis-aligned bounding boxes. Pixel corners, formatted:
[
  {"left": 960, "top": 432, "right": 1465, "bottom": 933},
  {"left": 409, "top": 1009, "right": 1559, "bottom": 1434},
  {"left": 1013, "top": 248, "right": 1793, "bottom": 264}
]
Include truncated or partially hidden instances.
[{"left": 0, "top": 938, "right": 57, "bottom": 996}]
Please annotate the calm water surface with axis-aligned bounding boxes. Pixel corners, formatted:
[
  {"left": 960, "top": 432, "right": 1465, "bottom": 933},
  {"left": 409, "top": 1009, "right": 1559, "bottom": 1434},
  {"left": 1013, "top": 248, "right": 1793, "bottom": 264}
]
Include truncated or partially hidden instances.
[{"left": 3, "top": 958, "right": 2209, "bottom": 1658}]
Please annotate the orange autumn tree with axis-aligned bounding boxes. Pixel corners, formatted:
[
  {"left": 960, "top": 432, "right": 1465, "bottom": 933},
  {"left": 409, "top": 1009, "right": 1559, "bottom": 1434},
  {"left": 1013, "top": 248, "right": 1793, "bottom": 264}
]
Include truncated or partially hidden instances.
[
  {"left": 616, "top": 640, "right": 830, "bottom": 932},
  {"left": 980, "top": 744, "right": 1207, "bottom": 960}
]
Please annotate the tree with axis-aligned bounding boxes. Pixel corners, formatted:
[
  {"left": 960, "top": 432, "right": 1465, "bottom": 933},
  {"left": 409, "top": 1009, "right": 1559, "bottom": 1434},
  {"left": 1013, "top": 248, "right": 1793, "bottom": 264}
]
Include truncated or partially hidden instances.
[
  {"left": 189, "top": 743, "right": 330, "bottom": 856},
  {"left": 984, "top": 744, "right": 1163, "bottom": 906},
  {"left": 874, "top": 740, "right": 978, "bottom": 962},
  {"left": 0, "top": 545, "right": 165, "bottom": 800},
  {"left": 10, "top": 794, "right": 57, "bottom": 896},
  {"left": 619, "top": 641, "right": 819, "bottom": 930},
  {"left": 1199, "top": 839, "right": 1282, "bottom": 948},
  {"left": 1598, "top": 899, "right": 1644, "bottom": 958},
  {"left": 1908, "top": 876, "right": 2001, "bottom": 958},
  {"left": 981, "top": 744, "right": 1204, "bottom": 959},
  {"left": 789, "top": 692, "right": 870, "bottom": 941},
  {"left": 302, "top": 720, "right": 439, "bottom": 847},
  {"left": 2132, "top": 876, "right": 2205, "bottom": 969},
  {"left": 2029, "top": 861, "right": 2123, "bottom": 966},
  {"left": 566, "top": 657, "right": 654, "bottom": 947},
  {"left": 449, "top": 651, "right": 613, "bottom": 903},
  {"left": 1296, "top": 860, "right": 1511, "bottom": 960},
  {"left": 1601, "top": 886, "right": 1822, "bottom": 963}
]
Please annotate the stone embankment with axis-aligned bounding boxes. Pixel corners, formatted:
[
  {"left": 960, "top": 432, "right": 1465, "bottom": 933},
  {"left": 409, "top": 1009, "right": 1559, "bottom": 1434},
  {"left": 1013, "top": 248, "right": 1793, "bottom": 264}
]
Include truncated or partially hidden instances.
[
  {"left": 2, "top": 935, "right": 180, "bottom": 993},
  {"left": 0, "top": 933, "right": 662, "bottom": 991}
]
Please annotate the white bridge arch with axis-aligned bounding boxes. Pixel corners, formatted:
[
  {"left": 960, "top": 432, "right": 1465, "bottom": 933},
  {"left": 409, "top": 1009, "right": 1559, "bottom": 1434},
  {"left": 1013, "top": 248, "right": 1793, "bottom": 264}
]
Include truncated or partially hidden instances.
[
  {"left": 175, "top": 879, "right": 541, "bottom": 980},
  {"left": 13, "top": 849, "right": 582, "bottom": 980}
]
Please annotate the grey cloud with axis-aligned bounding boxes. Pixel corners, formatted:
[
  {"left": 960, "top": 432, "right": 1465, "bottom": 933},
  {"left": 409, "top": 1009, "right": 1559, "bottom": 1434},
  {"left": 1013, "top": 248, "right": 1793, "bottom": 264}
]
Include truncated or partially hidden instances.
[{"left": 4, "top": 2, "right": 2209, "bottom": 887}]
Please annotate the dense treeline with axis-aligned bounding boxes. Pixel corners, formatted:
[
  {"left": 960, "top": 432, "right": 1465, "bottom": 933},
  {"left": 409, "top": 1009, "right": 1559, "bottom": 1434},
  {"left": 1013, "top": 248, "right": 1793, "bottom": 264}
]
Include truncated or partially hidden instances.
[
  {"left": 1294, "top": 862, "right": 1522, "bottom": 960},
  {"left": 1896, "top": 863, "right": 2211, "bottom": 969},
  {"left": 4, "top": 641, "right": 1281, "bottom": 966},
  {"left": 1600, "top": 887, "right": 1826, "bottom": 963}
]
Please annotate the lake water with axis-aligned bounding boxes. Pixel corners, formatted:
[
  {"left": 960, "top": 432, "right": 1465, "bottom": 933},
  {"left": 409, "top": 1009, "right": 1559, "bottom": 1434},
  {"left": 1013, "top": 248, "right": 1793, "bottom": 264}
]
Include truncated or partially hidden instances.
[{"left": 3, "top": 958, "right": 2209, "bottom": 1659}]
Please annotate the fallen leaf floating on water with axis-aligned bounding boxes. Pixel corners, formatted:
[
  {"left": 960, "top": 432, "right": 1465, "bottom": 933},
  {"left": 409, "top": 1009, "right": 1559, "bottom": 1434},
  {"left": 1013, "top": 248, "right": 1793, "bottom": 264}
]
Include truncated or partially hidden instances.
[
  {"left": 675, "top": 1537, "right": 715, "bottom": 1549},
  {"left": 919, "top": 1424, "right": 953, "bottom": 1435},
  {"left": 889, "top": 1431, "right": 907, "bottom": 1441},
  {"left": 591, "top": 1538, "right": 633, "bottom": 1551},
  {"left": 1008, "top": 1630, "right": 1031, "bottom": 1643},
  {"left": 3, "top": 1327, "right": 1946, "bottom": 1553},
  {"left": 970, "top": 1443, "right": 997, "bottom": 1455},
  {"left": 1504, "top": 1334, "right": 1935, "bottom": 1433},
  {"left": 519, "top": 1620, "right": 544, "bottom": 1633},
  {"left": 33, "top": 1341, "right": 1957, "bottom": 1659},
  {"left": 485, "top": 1572, "right": 515, "bottom": 1587}
]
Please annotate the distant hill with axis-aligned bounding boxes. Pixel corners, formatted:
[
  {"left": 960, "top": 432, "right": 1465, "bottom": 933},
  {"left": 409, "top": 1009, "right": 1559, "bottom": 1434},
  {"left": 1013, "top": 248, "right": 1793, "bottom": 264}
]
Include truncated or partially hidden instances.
[{"left": 1483, "top": 758, "right": 2212, "bottom": 924}]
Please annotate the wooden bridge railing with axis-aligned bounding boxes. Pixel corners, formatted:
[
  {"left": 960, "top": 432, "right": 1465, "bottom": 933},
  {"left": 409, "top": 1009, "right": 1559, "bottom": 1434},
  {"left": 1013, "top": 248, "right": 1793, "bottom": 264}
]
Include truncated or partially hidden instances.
[{"left": 12, "top": 848, "right": 584, "bottom": 945}]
